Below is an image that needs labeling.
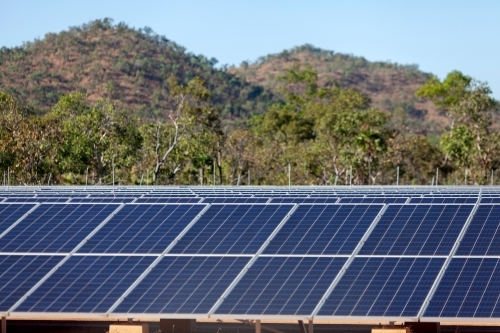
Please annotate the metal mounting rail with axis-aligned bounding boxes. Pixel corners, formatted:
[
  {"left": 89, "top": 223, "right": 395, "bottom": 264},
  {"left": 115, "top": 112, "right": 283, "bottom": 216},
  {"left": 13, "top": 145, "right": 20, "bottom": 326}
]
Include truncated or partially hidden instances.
[
  {"left": 106, "top": 203, "right": 211, "bottom": 315},
  {"left": 207, "top": 204, "right": 299, "bottom": 317},
  {"left": 310, "top": 204, "right": 389, "bottom": 319},
  {"left": 416, "top": 194, "right": 482, "bottom": 319},
  {"left": 0, "top": 204, "right": 40, "bottom": 240},
  {"left": 8, "top": 203, "right": 126, "bottom": 314}
]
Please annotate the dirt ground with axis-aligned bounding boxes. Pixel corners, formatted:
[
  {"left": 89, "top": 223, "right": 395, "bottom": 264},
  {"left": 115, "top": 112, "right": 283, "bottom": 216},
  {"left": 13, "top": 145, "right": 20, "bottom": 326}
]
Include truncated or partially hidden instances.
[{"left": 4, "top": 320, "right": 500, "bottom": 333}]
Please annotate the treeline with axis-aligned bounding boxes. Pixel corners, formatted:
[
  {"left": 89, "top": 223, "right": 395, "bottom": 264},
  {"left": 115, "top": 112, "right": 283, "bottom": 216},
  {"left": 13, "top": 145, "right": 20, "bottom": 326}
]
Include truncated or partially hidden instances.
[{"left": 0, "top": 66, "right": 498, "bottom": 186}]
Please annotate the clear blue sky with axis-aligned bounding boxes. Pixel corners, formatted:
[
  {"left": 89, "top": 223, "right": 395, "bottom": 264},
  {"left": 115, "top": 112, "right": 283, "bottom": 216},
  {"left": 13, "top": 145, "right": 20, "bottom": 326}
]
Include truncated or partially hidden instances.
[{"left": 2, "top": 0, "right": 499, "bottom": 98}]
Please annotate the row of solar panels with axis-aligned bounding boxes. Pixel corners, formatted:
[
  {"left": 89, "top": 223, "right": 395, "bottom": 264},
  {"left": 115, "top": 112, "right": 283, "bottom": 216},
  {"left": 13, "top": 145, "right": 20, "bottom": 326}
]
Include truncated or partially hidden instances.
[
  {"left": 3, "top": 202, "right": 498, "bottom": 255},
  {"left": 1, "top": 201, "right": 500, "bottom": 321},
  {"left": 3, "top": 197, "right": 500, "bottom": 203}
]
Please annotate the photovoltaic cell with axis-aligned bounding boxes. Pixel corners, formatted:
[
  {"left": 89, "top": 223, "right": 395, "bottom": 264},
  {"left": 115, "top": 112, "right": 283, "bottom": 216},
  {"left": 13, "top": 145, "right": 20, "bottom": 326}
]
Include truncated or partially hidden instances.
[
  {"left": 0, "top": 204, "right": 118, "bottom": 253},
  {"left": 14, "top": 256, "right": 155, "bottom": 313},
  {"left": 317, "top": 257, "right": 444, "bottom": 317},
  {"left": 264, "top": 205, "right": 382, "bottom": 255},
  {"left": 359, "top": 204, "right": 472, "bottom": 255},
  {"left": 0, "top": 255, "right": 61, "bottom": 311},
  {"left": 456, "top": 205, "right": 500, "bottom": 255},
  {"left": 113, "top": 256, "right": 249, "bottom": 314},
  {"left": 0, "top": 204, "right": 36, "bottom": 234},
  {"left": 170, "top": 204, "right": 292, "bottom": 254},
  {"left": 424, "top": 258, "right": 500, "bottom": 318},
  {"left": 78, "top": 204, "right": 205, "bottom": 254},
  {"left": 216, "top": 256, "right": 346, "bottom": 315}
]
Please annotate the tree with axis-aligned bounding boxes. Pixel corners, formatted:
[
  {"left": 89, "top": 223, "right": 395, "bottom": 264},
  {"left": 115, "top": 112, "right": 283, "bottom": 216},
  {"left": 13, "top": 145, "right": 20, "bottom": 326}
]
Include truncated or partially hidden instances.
[
  {"left": 417, "top": 71, "right": 499, "bottom": 183},
  {"left": 146, "top": 75, "right": 222, "bottom": 183}
]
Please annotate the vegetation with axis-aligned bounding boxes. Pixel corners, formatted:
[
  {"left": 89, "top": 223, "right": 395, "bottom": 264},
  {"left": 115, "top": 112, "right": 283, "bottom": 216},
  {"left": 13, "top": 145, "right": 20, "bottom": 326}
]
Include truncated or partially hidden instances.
[
  {"left": 1, "top": 19, "right": 498, "bottom": 186},
  {"left": 0, "top": 65, "right": 498, "bottom": 186}
]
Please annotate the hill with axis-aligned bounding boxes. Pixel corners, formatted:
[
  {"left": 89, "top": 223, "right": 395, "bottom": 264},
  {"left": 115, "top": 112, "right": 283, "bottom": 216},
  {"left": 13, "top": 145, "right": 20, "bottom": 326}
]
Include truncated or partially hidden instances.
[
  {"left": 230, "top": 44, "right": 447, "bottom": 135},
  {"left": 0, "top": 18, "right": 273, "bottom": 120},
  {"left": 0, "top": 19, "right": 446, "bottom": 134}
]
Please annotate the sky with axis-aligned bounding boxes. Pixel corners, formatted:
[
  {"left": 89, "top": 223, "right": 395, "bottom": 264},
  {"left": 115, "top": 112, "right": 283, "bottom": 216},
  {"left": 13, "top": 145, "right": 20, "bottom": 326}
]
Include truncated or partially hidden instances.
[{"left": 1, "top": 0, "right": 499, "bottom": 98}]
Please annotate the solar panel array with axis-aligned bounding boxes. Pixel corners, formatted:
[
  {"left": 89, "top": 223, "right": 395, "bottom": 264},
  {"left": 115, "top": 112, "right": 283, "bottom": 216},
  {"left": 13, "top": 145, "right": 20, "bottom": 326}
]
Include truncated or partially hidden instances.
[{"left": 0, "top": 185, "right": 499, "bottom": 323}]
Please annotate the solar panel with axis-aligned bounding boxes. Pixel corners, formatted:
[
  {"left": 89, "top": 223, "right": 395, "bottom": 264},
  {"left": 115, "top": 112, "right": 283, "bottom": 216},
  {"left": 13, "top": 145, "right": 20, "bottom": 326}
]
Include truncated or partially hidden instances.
[
  {"left": 0, "top": 255, "right": 62, "bottom": 311},
  {"left": 424, "top": 258, "right": 500, "bottom": 318},
  {"left": 170, "top": 204, "right": 293, "bottom": 254},
  {"left": 264, "top": 204, "right": 382, "bottom": 255},
  {"left": 480, "top": 198, "right": 500, "bottom": 203},
  {"left": 410, "top": 197, "right": 477, "bottom": 204},
  {"left": 4, "top": 197, "right": 70, "bottom": 203},
  {"left": 113, "top": 256, "right": 249, "bottom": 314},
  {"left": 339, "top": 197, "right": 408, "bottom": 204},
  {"left": 134, "top": 198, "right": 201, "bottom": 203},
  {"left": 202, "top": 197, "right": 269, "bottom": 203},
  {"left": 77, "top": 204, "right": 206, "bottom": 254},
  {"left": 0, "top": 204, "right": 37, "bottom": 234},
  {"left": 0, "top": 204, "right": 119, "bottom": 253},
  {"left": 456, "top": 205, "right": 500, "bottom": 255},
  {"left": 270, "top": 198, "right": 338, "bottom": 203},
  {"left": 359, "top": 204, "right": 473, "bottom": 255},
  {"left": 215, "top": 256, "right": 346, "bottom": 315},
  {"left": 70, "top": 198, "right": 135, "bottom": 203},
  {"left": 317, "top": 257, "right": 444, "bottom": 317},
  {"left": 13, "top": 256, "right": 155, "bottom": 313}
]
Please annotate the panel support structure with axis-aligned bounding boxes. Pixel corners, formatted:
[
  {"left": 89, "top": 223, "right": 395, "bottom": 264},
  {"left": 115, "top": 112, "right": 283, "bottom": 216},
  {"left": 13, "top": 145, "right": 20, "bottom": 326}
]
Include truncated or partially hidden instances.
[
  {"left": 255, "top": 320, "right": 261, "bottom": 333},
  {"left": 416, "top": 196, "right": 482, "bottom": 319},
  {"left": 1, "top": 316, "right": 5, "bottom": 333},
  {"left": 207, "top": 204, "right": 299, "bottom": 316},
  {"left": 298, "top": 320, "right": 306, "bottom": 333},
  {"left": 310, "top": 204, "right": 389, "bottom": 318},
  {"left": 308, "top": 319, "right": 313, "bottom": 333}
]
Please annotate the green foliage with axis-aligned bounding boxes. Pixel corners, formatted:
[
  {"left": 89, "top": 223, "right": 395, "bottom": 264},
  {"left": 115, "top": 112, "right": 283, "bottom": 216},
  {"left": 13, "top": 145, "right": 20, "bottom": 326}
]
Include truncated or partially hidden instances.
[{"left": 0, "top": 64, "right": 498, "bottom": 186}]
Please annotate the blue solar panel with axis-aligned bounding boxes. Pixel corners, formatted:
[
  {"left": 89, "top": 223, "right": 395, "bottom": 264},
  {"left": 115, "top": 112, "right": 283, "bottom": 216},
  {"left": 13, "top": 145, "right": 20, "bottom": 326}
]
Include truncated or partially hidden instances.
[
  {"left": 456, "top": 205, "right": 500, "bottom": 255},
  {"left": 202, "top": 198, "right": 269, "bottom": 203},
  {"left": 113, "top": 256, "right": 249, "bottom": 314},
  {"left": 170, "top": 204, "right": 293, "bottom": 254},
  {"left": 0, "top": 204, "right": 36, "bottom": 234},
  {"left": 70, "top": 198, "right": 135, "bottom": 203},
  {"left": 4, "top": 197, "right": 70, "bottom": 203},
  {"left": 14, "top": 256, "right": 155, "bottom": 313},
  {"left": 480, "top": 198, "right": 500, "bottom": 203},
  {"left": 264, "top": 205, "right": 382, "bottom": 255},
  {"left": 0, "top": 255, "right": 62, "bottom": 311},
  {"left": 0, "top": 204, "right": 118, "bottom": 253},
  {"left": 339, "top": 198, "right": 408, "bottom": 204},
  {"left": 410, "top": 197, "right": 477, "bottom": 204},
  {"left": 216, "top": 256, "right": 346, "bottom": 315},
  {"left": 359, "top": 204, "right": 473, "bottom": 255},
  {"left": 270, "top": 198, "right": 338, "bottom": 203},
  {"left": 424, "top": 258, "right": 500, "bottom": 318},
  {"left": 317, "top": 257, "right": 444, "bottom": 317},
  {"left": 78, "top": 204, "right": 206, "bottom": 254},
  {"left": 134, "top": 198, "right": 201, "bottom": 203}
]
